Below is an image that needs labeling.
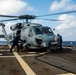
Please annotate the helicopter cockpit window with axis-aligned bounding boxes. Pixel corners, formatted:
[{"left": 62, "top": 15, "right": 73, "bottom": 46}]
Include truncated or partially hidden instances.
[
  {"left": 45, "top": 27, "right": 54, "bottom": 35},
  {"left": 34, "top": 28, "right": 42, "bottom": 35},
  {"left": 48, "top": 28, "right": 52, "bottom": 33},
  {"left": 41, "top": 27, "right": 48, "bottom": 34}
]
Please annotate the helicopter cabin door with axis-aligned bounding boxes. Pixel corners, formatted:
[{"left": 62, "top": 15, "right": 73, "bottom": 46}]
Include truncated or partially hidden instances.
[{"left": 27, "top": 28, "right": 34, "bottom": 44}]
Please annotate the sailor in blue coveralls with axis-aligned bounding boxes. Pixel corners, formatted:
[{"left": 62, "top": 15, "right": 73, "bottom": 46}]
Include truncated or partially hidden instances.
[{"left": 10, "top": 35, "right": 20, "bottom": 52}]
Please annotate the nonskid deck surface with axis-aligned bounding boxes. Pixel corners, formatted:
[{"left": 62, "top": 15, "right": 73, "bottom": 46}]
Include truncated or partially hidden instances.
[{"left": 0, "top": 45, "right": 76, "bottom": 75}]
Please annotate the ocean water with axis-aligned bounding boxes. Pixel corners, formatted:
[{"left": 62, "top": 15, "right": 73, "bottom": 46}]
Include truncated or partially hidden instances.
[
  {"left": 0, "top": 41, "right": 76, "bottom": 47},
  {"left": 62, "top": 41, "right": 76, "bottom": 47}
]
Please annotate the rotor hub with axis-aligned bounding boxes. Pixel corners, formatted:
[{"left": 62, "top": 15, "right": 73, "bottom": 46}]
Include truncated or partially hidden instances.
[{"left": 19, "top": 15, "right": 36, "bottom": 19}]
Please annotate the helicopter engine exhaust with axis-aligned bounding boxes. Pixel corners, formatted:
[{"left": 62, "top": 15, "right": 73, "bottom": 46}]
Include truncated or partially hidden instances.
[{"left": 10, "top": 23, "right": 23, "bottom": 31}]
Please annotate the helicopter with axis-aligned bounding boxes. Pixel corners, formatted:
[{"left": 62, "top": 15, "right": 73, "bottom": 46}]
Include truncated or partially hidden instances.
[{"left": 0, "top": 10, "right": 76, "bottom": 50}]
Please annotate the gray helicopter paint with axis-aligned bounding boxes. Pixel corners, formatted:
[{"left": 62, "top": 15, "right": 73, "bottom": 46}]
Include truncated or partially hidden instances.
[{"left": 0, "top": 23, "right": 62, "bottom": 49}]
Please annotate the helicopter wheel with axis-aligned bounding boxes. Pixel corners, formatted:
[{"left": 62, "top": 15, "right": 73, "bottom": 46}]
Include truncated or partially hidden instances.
[{"left": 47, "top": 47, "right": 53, "bottom": 52}]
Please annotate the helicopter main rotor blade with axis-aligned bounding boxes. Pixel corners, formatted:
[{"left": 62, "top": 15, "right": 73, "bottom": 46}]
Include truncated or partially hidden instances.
[
  {"left": 0, "top": 18, "right": 62, "bottom": 22},
  {"left": 36, "top": 18, "right": 62, "bottom": 21},
  {"left": 0, "top": 15, "right": 18, "bottom": 18},
  {"left": 0, "top": 19, "right": 19, "bottom": 22},
  {"left": 0, "top": 10, "right": 76, "bottom": 20},
  {"left": 36, "top": 10, "right": 76, "bottom": 17},
  {"left": 0, "top": 14, "right": 36, "bottom": 20}
]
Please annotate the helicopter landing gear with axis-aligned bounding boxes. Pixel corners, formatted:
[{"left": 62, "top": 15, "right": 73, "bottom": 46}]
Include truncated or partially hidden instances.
[{"left": 48, "top": 43, "right": 63, "bottom": 52}]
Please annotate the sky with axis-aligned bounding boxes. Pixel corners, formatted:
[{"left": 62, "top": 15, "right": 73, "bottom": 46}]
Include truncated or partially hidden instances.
[{"left": 0, "top": 0, "right": 76, "bottom": 41}]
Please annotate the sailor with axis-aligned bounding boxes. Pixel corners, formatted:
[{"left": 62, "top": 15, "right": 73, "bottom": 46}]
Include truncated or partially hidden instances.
[
  {"left": 10, "top": 35, "right": 20, "bottom": 52},
  {"left": 57, "top": 34, "right": 62, "bottom": 49}
]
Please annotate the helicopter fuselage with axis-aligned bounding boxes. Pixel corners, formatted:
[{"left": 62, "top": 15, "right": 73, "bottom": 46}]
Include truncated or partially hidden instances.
[{"left": 0, "top": 22, "right": 62, "bottom": 50}]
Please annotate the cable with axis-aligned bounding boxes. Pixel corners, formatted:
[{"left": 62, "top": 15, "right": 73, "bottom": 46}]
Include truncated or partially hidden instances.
[{"left": 35, "top": 49, "right": 76, "bottom": 74}]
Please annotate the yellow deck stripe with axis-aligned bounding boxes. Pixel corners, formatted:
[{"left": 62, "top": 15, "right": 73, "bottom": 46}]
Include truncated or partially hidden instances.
[
  {"left": 0, "top": 53, "right": 2, "bottom": 55},
  {"left": 57, "top": 73, "right": 76, "bottom": 75},
  {"left": 13, "top": 52, "right": 36, "bottom": 75},
  {"left": 8, "top": 45, "right": 36, "bottom": 75}
]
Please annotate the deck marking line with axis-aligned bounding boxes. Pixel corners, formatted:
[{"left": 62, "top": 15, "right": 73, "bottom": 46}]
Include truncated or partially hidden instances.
[
  {"left": 13, "top": 52, "right": 36, "bottom": 75},
  {"left": 8, "top": 45, "right": 36, "bottom": 75},
  {"left": 0, "top": 53, "right": 2, "bottom": 55}
]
